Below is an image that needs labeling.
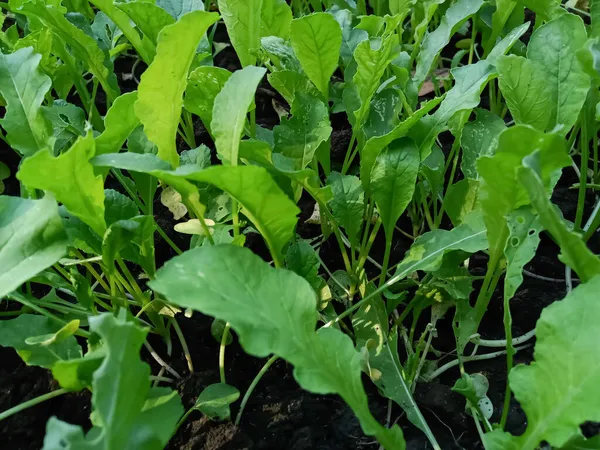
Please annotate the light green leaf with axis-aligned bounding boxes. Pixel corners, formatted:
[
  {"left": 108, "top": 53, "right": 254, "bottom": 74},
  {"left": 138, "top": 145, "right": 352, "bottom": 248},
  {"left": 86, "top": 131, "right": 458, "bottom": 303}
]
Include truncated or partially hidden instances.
[
  {"left": 43, "top": 100, "right": 86, "bottom": 154},
  {"left": 274, "top": 92, "right": 332, "bottom": 170},
  {"left": 157, "top": 0, "right": 205, "bottom": 18},
  {"left": 496, "top": 55, "right": 552, "bottom": 131},
  {"left": 445, "top": 178, "right": 479, "bottom": 226},
  {"left": 92, "top": 153, "right": 299, "bottom": 266},
  {"left": 370, "top": 138, "right": 419, "bottom": 238},
  {"left": 136, "top": 10, "right": 219, "bottom": 168},
  {"left": 486, "top": 21, "right": 530, "bottom": 66},
  {"left": 593, "top": 0, "right": 600, "bottom": 39},
  {"left": 184, "top": 66, "right": 232, "bottom": 133},
  {"left": 413, "top": 0, "right": 484, "bottom": 89},
  {"left": 353, "top": 32, "right": 399, "bottom": 128},
  {"left": 116, "top": 1, "right": 175, "bottom": 47},
  {"left": 218, "top": 0, "right": 263, "bottom": 67},
  {"left": 327, "top": 172, "right": 365, "bottom": 247},
  {"left": 392, "top": 217, "right": 488, "bottom": 280},
  {"left": 96, "top": 92, "right": 139, "bottom": 157},
  {"left": 526, "top": 14, "right": 590, "bottom": 135},
  {"left": 102, "top": 216, "right": 156, "bottom": 277},
  {"left": 211, "top": 66, "right": 266, "bottom": 164},
  {"left": 261, "top": 0, "right": 292, "bottom": 39},
  {"left": 0, "top": 195, "right": 67, "bottom": 299},
  {"left": 484, "top": 277, "right": 600, "bottom": 450},
  {"left": 518, "top": 153, "right": 600, "bottom": 282},
  {"left": 260, "top": 35, "right": 302, "bottom": 72},
  {"left": 0, "top": 314, "right": 81, "bottom": 368},
  {"left": 522, "top": 0, "right": 563, "bottom": 23},
  {"left": 0, "top": 47, "right": 52, "bottom": 156},
  {"left": 461, "top": 109, "right": 506, "bottom": 180},
  {"left": 331, "top": 8, "right": 367, "bottom": 67},
  {"left": 389, "top": 0, "right": 415, "bottom": 16},
  {"left": 559, "top": 434, "right": 600, "bottom": 450},
  {"left": 88, "top": 0, "right": 153, "bottom": 63},
  {"left": 361, "top": 96, "right": 443, "bottom": 194},
  {"left": 267, "top": 70, "right": 320, "bottom": 105},
  {"left": 290, "top": 12, "right": 342, "bottom": 98},
  {"left": 193, "top": 383, "right": 240, "bottom": 420},
  {"left": 18, "top": 0, "right": 120, "bottom": 102},
  {"left": 149, "top": 245, "right": 405, "bottom": 449},
  {"left": 18, "top": 133, "right": 107, "bottom": 237}
]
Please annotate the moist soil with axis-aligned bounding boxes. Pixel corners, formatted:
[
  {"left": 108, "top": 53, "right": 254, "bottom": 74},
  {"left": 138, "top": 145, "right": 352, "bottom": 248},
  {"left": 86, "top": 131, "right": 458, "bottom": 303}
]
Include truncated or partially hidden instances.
[{"left": 1, "top": 18, "right": 599, "bottom": 450}]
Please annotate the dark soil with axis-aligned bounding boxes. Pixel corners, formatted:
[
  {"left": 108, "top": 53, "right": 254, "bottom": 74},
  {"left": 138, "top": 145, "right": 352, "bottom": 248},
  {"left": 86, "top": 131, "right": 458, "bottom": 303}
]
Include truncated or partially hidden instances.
[{"left": 1, "top": 16, "right": 599, "bottom": 450}]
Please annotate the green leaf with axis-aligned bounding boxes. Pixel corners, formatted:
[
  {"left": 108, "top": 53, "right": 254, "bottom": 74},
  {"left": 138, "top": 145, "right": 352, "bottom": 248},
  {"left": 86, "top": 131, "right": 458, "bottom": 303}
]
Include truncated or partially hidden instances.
[
  {"left": 260, "top": 35, "right": 302, "bottom": 72},
  {"left": 157, "top": 0, "right": 205, "bottom": 19},
  {"left": 104, "top": 189, "right": 140, "bottom": 226},
  {"left": 149, "top": 245, "right": 405, "bottom": 449},
  {"left": 274, "top": 93, "right": 332, "bottom": 170},
  {"left": 96, "top": 92, "right": 139, "bottom": 157},
  {"left": 331, "top": 8, "right": 368, "bottom": 67},
  {"left": 370, "top": 138, "right": 419, "bottom": 238},
  {"left": 352, "top": 32, "right": 399, "bottom": 128},
  {"left": 0, "top": 47, "right": 53, "bottom": 156},
  {"left": 327, "top": 172, "right": 365, "bottom": 247},
  {"left": 518, "top": 153, "right": 600, "bottom": 282},
  {"left": 486, "top": 21, "right": 531, "bottom": 67},
  {"left": 0, "top": 196, "right": 67, "bottom": 299},
  {"left": 445, "top": 178, "right": 479, "bottom": 226},
  {"left": 43, "top": 100, "right": 86, "bottom": 154},
  {"left": 193, "top": 383, "right": 240, "bottom": 420},
  {"left": 117, "top": 1, "right": 175, "bottom": 46},
  {"left": 484, "top": 277, "right": 600, "bottom": 450},
  {"left": 102, "top": 216, "right": 156, "bottom": 277},
  {"left": 92, "top": 153, "right": 299, "bottom": 266},
  {"left": 392, "top": 217, "right": 488, "bottom": 280},
  {"left": 360, "top": 96, "right": 443, "bottom": 194},
  {"left": 460, "top": 109, "right": 506, "bottom": 180},
  {"left": 285, "top": 238, "right": 321, "bottom": 289},
  {"left": 267, "top": 70, "right": 319, "bottom": 105},
  {"left": 218, "top": 0, "right": 263, "bottom": 67},
  {"left": 413, "top": 0, "right": 484, "bottom": 89},
  {"left": 88, "top": 0, "right": 154, "bottom": 63},
  {"left": 559, "top": 435, "right": 600, "bottom": 450},
  {"left": 526, "top": 14, "right": 590, "bottom": 135},
  {"left": 211, "top": 66, "right": 266, "bottom": 165},
  {"left": 261, "top": 0, "right": 292, "bottom": 39},
  {"left": 0, "top": 314, "right": 81, "bottom": 368},
  {"left": 18, "top": 0, "right": 120, "bottom": 102},
  {"left": 522, "top": 0, "right": 563, "bottom": 23},
  {"left": 18, "top": 133, "right": 107, "bottom": 236},
  {"left": 290, "top": 12, "right": 342, "bottom": 98},
  {"left": 496, "top": 55, "right": 551, "bottom": 131},
  {"left": 184, "top": 66, "right": 232, "bottom": 133},
  {"left": 135, "top": 10, "right": 219, "bottom": 168}
]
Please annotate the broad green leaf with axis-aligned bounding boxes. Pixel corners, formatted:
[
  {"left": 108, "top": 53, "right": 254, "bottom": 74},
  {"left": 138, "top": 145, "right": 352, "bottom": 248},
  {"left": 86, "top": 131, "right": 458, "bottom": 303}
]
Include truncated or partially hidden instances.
[
  {"left": 92, "top": 153, "right": 299, "bottom": 266},
  {"left": 102, "top": 216, "right": 156, "bottom": 277},
  {"left": 486, "top": 21, "right": 530, "bottom": 67},
  {"left": 149, "top": 245, "right": 405, "bottom": 449},
  {"left": 0, "top": 196, "right": 67, "bottom": 299},
  {"left": 157, "top": 0, "right": 205, "bottom": 18},
  {"left": 0, "top": 314, "right": 80, "bottom": 369},
  {"left": 526, "top": 14, "right": 590, "bottom": 135},
  {"left": 413, "top": 0, "right": 484, "bottom": 89},
  {"left": 518, "top": 153, "right": 600, "bottom": 282},
  {"left": 593, "top": 0, "right": 600, "bottom": 39},
  {"left": 484, "top": 277, "right": 600, "bottom": 450},
  {"left": 43, "top": 100, "right": 85, "bottom": 154},
  {"left": 18, "top": 133, "right": 107, "bottom": 236},
  {"left": 274, "top": 93, "right": 332, "bottom": 170},
  {"left": 361, "top": 96, "right": 443, "bottom": 193},
  {"left": 445, "top": 178, "right": 479, "bottom": 226},
  {"left": 370, "top": 138, "right": 419, "bottom": 238},
  {"left": 45, "top": 312, "right": 184, "bottom": 449},
  {"left": 211, "top": 66, "right": 266, "bottom": 165},
  {"left": 88, "top": 0, "right": 153, "bottom": 63},
  {"left": 218, "top": 0, "right": 263, "bottom": 67},
  {"left": 193, "top": 383, "right": 240, "bottom": 420},
  {"left": 96, "top": 92, "right": 139, "bottom": 157},
  {"left": 522, "top": 0, "right": 563, "bottom": 23},
  {"left": 290, "top": 12, "right": 342, "bottom": 98},
  {"left": 116, "top": 1, "right": 175, "bottom": 47},
  {"left": 353, "top": 32, "right": 398, "bottom": 128},
  {"left": 411, "top": 61, "right": 496, "bottom": 158},
  {"left": 285, "top": 238, "right": 321, "bottom": 289},
  {"left": 0, "top": 47, "right": 52, "bottom": 156},
  {"left": 389, "top": 0, "right": 414, "bottom": 16},
  {"left": 496, "top": 55, "right": 552, "bottom": 131},
  {"left": 560, "top": 435, "right": 600, "bottom": 450},
  {"left": 136, "top": 10, "right": 219, "bottom": 168},
  {"left": 392, "top": 217, "right": 488, "bottom": 280},
  {"left": 478, "top": 126, "right": 569, "bottom": 267},
  {"left": 184, "top": 66, "right": 232, "bottom": 133},
  {"left": 260, "top": 35, "right": 302, "bottom": 72},
  {"left": 485, "top": 0, "right": 521, "bottom": 56},
  {"left": 460, "top": 109, "right": 506, "bottom": 180},
  {"left": 327, "top": 172, "right": 365, "bottom": 246},
  {"left": 18, "top": 0, "right": 120, "bottom": 102},
  {"left": 267, "top": 70, "right": 320, "bottom": 105},
  {"left": 331, "top": 7, "right": 367, "bottom": 67},
  {"left": 261, "top": 0, "right": 292, "bottom": 39}
]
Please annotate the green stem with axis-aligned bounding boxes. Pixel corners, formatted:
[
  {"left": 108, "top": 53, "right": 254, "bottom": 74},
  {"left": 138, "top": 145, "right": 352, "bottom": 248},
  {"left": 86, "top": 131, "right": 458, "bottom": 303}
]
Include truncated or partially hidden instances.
[
  {"left": 379, "top": 235, "right": 393, "bottom": 287},
  {"left": 341, "top": 134, "right": 357, "bottom": 175},
  {"left": 171, "top": 318, "right": 194, "bottom": 373},
  {"left": 219, "top": 323, "right": 231, "bottom": 383},
  {"left": 0, "top": 389, "right": 68, "bottom": 422},
  {"left": 234, "top": 355, "right": 279, "bottom": 426},
  {"left": 575, "top": 112, "right": 589, "bottom": 231}
]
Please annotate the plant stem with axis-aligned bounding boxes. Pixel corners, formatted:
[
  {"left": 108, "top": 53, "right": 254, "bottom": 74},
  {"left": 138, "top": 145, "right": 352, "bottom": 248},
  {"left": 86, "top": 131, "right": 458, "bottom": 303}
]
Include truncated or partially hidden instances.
[
  {"left": 0, "top": 389, "right": 68, "bottom": 422},
  {"left": 219, "top": 323, "right": 231, "bottom": 383},
  {"left": 575, "top": 110, "right": 590, "bottom": 231},
  {"left": 171, "top": 317, "right": 194, "bottom": 373},
  {"left": 379, "top": 235, "right": 393, "bottom": 287},
  {"left": 341, "top": 134, "right": 357, "bottom": 175},
  {"left": 235, "top": 355, "right": 278, "bottom": 426}
]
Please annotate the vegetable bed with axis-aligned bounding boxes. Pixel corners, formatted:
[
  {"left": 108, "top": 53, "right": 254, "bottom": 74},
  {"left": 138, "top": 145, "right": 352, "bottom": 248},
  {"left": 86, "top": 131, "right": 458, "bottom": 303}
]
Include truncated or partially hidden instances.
[{"left": 1, "top": 0, "right": 600, "bottom": 449}]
